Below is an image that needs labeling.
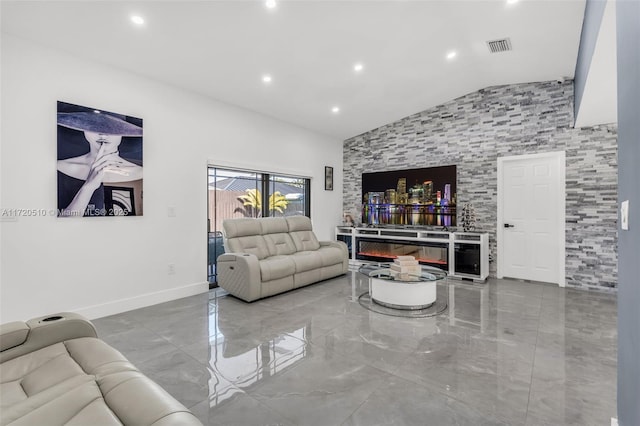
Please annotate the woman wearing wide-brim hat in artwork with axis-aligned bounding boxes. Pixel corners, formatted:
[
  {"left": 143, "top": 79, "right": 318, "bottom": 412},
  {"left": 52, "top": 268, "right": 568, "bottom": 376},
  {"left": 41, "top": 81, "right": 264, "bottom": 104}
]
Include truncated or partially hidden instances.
[{"left": 57, "top": 110, "right": 143, "bottom": 217}]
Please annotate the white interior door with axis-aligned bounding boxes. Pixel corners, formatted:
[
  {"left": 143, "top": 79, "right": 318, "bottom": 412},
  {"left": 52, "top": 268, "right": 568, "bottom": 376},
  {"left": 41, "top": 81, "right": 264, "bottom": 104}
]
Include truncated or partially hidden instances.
[{"left": 497, "top": 152, "right": 565, "bottom": 286}]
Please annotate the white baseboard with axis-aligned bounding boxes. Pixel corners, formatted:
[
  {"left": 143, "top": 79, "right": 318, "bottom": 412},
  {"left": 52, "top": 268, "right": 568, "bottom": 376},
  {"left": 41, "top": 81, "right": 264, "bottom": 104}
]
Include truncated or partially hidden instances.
[
  {"left": 611, "top": 418, "right": 618, "bottom": 426},
  {"left": 73, "top": 281, "right": 209, "bottom": 320}
]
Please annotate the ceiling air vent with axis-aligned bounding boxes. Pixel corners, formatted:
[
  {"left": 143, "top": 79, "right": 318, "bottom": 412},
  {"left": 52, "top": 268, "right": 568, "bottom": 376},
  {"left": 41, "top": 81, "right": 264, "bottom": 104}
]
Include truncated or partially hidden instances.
[{"left": 487, "top": 38, "right": 512, "bottom": 53}]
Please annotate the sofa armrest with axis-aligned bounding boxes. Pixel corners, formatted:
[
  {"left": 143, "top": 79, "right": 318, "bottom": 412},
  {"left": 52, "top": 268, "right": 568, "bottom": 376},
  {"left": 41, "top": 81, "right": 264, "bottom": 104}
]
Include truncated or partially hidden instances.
[
  {"left": 0, "top": 312, "right": 97, "bottom": 363},
  {"left": 320, "top": 240, "right": 349, "bottom": 257},
  {"left": 320, "top": 240, "right": 349, "bottom": 273},
  {"left": 99, "top": 370, "right": 203, "bottom": 425},
  {"left": 0, "top": 321, "right": 30, "bottom": 351},
  {"left": 217, "top": 253, "right": 262, "bottom": 302}
]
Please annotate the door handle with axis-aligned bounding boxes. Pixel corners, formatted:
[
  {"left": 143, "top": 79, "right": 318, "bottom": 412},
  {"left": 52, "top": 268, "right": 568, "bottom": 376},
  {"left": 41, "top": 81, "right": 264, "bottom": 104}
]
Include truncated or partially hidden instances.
[{"left": 504, "top": 223, "right": 515, "bottom": 228}]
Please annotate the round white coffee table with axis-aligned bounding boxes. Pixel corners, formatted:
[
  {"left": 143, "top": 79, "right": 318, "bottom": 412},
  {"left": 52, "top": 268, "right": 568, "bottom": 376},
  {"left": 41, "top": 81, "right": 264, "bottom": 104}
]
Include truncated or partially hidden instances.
[{"left": 359, "top": 263, "right": 447, "bottom": 310}]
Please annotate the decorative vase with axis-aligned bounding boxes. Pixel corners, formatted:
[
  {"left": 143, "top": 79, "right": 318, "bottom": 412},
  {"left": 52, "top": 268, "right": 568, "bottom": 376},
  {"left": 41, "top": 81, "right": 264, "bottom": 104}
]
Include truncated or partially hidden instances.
[{"left": 461, "top": 203, "right": 476, "bottom": 232}]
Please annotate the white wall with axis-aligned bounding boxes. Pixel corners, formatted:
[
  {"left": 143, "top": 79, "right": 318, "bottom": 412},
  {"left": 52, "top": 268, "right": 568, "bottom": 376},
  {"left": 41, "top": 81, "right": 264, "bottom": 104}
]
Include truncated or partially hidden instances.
[{"left": 0, "top": 34, "right": 344, "bottom": 323}]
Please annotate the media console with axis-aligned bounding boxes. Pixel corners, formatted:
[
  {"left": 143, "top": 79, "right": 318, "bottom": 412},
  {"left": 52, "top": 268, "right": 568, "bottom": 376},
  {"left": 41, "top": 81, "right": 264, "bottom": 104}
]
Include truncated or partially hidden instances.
[{"left": 335, "top": 226, "right": 489, "bottom": 282}]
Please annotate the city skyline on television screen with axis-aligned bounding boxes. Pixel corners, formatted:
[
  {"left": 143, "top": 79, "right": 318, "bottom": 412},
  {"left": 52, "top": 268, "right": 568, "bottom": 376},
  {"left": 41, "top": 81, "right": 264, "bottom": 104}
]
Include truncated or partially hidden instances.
[{"left": 361, "top": 165, "right": 457, "bottom": 227}]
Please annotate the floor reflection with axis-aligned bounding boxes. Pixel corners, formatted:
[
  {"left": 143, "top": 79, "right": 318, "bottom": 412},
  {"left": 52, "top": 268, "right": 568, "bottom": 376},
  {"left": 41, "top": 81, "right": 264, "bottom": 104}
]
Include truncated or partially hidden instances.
[
  {"left": 93, "top": 272, "right": 618, "bottom": 426},
  {"left": 448, "top": 282, "right": 489, "bottom": 331},
  {"left": 206, "top": 292, "right": 312, "bottom": 407}
]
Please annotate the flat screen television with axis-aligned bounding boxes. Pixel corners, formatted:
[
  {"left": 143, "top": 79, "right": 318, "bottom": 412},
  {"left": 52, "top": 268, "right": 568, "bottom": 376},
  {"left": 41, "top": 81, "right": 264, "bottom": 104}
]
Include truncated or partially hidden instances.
[{"left": 362, "top": 165, "right": 457, "bottom": 227}]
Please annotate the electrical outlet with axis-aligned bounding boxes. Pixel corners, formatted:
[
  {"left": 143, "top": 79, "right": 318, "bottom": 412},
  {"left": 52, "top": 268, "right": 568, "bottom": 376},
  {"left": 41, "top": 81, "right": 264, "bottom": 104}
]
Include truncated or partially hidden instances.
[{"left": 168, "top": 263, "right": 175, "bottom": 275}]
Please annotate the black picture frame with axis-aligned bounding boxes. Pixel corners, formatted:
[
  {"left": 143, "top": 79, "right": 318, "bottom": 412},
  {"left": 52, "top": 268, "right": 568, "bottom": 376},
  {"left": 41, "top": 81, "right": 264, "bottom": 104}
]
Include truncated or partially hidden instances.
[{"left": 325, "top": 166, "right": 334, "bottom": 191}]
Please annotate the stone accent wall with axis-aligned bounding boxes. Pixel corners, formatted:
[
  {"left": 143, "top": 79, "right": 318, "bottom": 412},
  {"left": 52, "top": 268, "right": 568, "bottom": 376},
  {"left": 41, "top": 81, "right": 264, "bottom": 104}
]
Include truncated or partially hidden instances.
[{"left": 343, "top": 81, "right": 618, "bottom": 291}]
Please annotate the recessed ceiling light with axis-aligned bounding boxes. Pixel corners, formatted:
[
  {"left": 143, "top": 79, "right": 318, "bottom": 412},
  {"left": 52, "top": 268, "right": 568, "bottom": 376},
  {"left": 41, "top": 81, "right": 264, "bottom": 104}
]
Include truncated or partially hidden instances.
[
  {"left": 265, "top": 0, "right": 277, "bottom": 9},
  {"left": 354, "top": 63, "right": 364, "bottom": 72},
  {"left": 130, "top": 15, "right": 145, "bottom": 25},
  {"left": 446, "top": 51, "right": 457, "bottom": 60},
  {"left": 331, "top": 106, "right": 340, "bottom": 114},
  {"left": 506, "top": 0, "right": 519, "bottom": 4},
  {"left": 262, "top": 75, "right": 272, "bottom": 84}
]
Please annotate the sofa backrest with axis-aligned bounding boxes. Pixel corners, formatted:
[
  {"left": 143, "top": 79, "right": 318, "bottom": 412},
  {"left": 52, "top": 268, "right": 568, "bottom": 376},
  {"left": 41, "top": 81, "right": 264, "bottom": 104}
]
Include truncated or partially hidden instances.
[
  {"left": 259, "top": 217, "right": 297, "bottom": 256},
  {"left": 285, "top": 216, "right": 320, "bottom": 251},
  {"left": 222, "top": 216, "right": 320, "bottom": 257},
  {"left": 222, "top": 218, "right": 270, "bottom": 260}
]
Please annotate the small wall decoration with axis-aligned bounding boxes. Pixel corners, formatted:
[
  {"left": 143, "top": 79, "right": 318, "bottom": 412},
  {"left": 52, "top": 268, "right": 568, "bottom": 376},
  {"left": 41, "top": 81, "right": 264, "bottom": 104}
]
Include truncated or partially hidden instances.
[
  {"left": 325, "top": 166, "right": 334, "bottom": 191},
  {"left": 461, "top": 203, "right": 477, "bottom": 232},
  {"left": 57, "top": 101, "right": 143, "bottom": 217}
]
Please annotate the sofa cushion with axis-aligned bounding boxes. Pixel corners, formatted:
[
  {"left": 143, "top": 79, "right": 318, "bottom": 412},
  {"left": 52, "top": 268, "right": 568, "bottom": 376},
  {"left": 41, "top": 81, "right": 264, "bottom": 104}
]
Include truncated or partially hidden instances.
[
  {"left": 261, "top": 216, "right": 296, "bottom": 256},
  {"left": 0, "top": 339, "right": 136, "bottom": 408},
  {"left": 227, "top": 235, "right": 270, "bottom": 260},
  {"left": 3, "top": 380, "right": 122, "bottom": 426},
  {"left": 223, "top": 218, "right": 262, "bottom": 238},
  {"left": 1, "top": 343, "right": 85, "bottom": 408},
  {"left": 0, "top": 339, "right": 126, "bottom": 425},
  {"left": 317, "top": 246, "right": 346, "bottom": 267},
  {"left": 289, "top": 231, "right": 321, "bottom": 252},
  {"left": 284, "top": 217, "right": 321, "bottom": 251},
  {"left": 259, "top": 256, "right": 296, "bottom": 282},
  {"left": 291, "top": 251, "right": 323, "bottom": 273},
  {"left": 285, "top": 216, "right": 313, "bottom": 232},
  {"left": 264, "top": 233, "right": 297, "bottom": 256},
  {"left": 259, "top": 217, "right": 289, "bottom": 234},
  {"left": 0, "top": 337, "right": 201, "bottom": 426}
]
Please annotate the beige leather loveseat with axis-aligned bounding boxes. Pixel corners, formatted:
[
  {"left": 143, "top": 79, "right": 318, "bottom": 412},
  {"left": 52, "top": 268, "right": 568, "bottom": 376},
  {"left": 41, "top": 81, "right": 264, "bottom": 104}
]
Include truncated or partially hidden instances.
[
  {"left": 217, "top": 216, "right": 348, "bottom": 302},
  {"left": 0, "top": 313, "right": 202, "bottom": 426}
]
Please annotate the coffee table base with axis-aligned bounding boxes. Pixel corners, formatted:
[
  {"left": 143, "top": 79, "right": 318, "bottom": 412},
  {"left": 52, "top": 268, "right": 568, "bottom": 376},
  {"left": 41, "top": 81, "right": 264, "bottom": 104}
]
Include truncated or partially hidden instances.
[
  {"left": 370, "top": 277, "right": 437, "bottom": 310},
  {"left": 372, "top": 299, "right": 435, "bottom": 310},
  {"left": 358, "top": 292, "right": 448, "bottom": 318}
]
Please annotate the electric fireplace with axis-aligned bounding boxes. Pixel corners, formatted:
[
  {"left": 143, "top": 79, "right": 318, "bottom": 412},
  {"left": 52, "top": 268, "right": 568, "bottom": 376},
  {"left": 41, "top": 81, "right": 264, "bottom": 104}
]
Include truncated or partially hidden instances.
[{"left": 356, "top": 237, "right": 448, "bottom": 271}]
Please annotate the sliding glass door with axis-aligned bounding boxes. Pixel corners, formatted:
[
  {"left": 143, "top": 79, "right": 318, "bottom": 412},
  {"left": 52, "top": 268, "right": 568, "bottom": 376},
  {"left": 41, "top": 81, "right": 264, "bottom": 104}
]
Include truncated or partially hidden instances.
[
  {"left": 207, "top": 167, "right": 310, "bottom": 285},
  {"left": 267, "top": 175, "right": 310, "bottom": 218}
]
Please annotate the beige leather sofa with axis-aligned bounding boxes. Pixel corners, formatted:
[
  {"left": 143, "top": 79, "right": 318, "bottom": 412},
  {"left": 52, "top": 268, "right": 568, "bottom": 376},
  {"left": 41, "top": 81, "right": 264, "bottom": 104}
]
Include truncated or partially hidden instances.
[
  {"left": 0, "top": 313, "right": 202, "bottom": 426},
  {"left": 217, "top": 216, "right": 348, "bottom": 302}
]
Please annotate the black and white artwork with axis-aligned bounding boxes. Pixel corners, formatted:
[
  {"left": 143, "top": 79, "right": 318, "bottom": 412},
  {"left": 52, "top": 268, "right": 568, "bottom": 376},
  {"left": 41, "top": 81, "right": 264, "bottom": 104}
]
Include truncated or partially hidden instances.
[
  {"left": 325, "top": 166, "right": 334, "bottom": 191},
  {"left": 57, "top": 101, "right": 143, "bottom": 217}
]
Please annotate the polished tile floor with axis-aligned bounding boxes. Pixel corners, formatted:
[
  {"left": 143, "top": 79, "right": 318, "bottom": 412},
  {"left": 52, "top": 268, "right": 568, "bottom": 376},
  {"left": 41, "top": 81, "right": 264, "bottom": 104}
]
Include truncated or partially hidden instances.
[{"left": 93, "top": 273, "right": 617, "bottom": 426}]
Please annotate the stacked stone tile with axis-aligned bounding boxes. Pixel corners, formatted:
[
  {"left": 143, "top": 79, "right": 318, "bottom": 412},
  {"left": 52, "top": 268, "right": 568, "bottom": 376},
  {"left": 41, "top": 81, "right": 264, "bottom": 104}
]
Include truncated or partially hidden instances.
[{"left": 343, "top": 80, "right": 618, "bottom": 291}]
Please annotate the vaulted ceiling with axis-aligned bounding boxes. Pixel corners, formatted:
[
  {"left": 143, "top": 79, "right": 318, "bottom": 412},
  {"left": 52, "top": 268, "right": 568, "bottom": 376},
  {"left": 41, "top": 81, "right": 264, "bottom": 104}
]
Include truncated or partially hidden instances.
[{"left": 2, "top": 0, "right": 588, "bottom": 139}]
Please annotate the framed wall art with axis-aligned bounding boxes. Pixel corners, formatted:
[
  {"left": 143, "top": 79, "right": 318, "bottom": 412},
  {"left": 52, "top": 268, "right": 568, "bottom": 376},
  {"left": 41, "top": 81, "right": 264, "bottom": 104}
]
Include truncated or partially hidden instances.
[
  {"left": 57, "top": 101, "right": 143, "bottom": 217},
  {"left": 325, "top": 166, "right": 334, "bottom": 191}
]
